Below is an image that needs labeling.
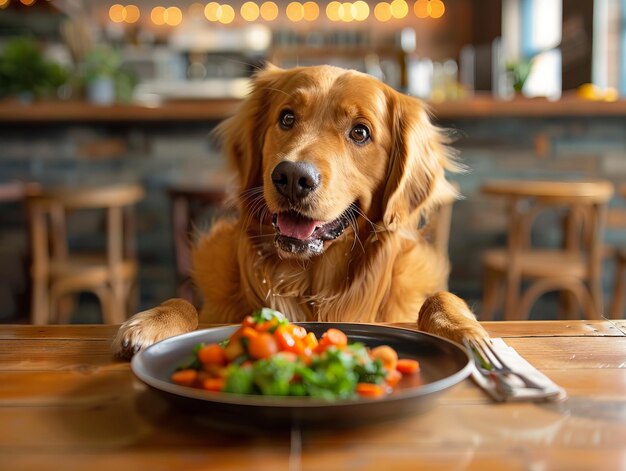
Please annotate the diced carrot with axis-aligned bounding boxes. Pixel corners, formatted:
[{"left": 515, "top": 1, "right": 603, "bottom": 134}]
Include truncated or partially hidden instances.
[
  {"left": 396, "top": 358, "right": 420, "bottom": 374},
  {"left": 321, "top": 328, "right": 348, "bottom": 348},
  {"left": 274, "top": 325, "right": 296, "bottom": 351},
  {"left": 385, "top": 369, "right": 402, "bottom": 388},
  {"left": 201, "top": 377, "right": 225, "bottom": 392},
  {"left": 370, "top": 345, "right": 398, "bottom": 371},
  {"left": 256, "top": 319, "right": 277, "bottom": 332},
  {"left": 249, "top": 332, "right": 279, "bottom": 359},
  {"left": 223, "top": 338, "right": 245, "bottom": 361},
  {"left": 356, "top": 382, "right": 386, "bottom": 398},
  {"left": 240, "top": 326, "right": 259, "bottom": 340},
  {"left": 198, "top": 344, "right": 226, "bottom": 366},
  {"left": 171, "top": 369, "right": 198, "bottom": 387}
]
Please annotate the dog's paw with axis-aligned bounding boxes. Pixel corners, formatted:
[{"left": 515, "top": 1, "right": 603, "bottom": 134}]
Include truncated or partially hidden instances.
[
  {"left": 112, "top": 298, "right": 199, "bottom": 360},
  {"left": 417, "top": 291, "right": 489, "bottom": 344}
]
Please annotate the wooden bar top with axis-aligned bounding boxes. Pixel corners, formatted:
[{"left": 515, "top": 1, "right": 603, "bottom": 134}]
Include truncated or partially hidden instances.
[
  {"left": 2, "top": 320, "right": 626, "bottom": 470},
  {"left": 2, "top": 94, "right": 626, "bottom": 123}
]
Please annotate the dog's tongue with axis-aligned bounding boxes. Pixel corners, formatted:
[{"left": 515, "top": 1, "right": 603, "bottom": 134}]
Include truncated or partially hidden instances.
[{"left": 276, "top": 212, "right": 321, "bottom": 240}]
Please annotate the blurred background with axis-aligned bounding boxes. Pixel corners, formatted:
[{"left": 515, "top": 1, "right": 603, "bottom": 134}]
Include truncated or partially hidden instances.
[{"left": 1, "top": 0, "right": 625, "bottom": 324}]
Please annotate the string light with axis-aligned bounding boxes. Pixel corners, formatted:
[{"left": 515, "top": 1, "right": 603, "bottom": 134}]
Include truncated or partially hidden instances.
[
  {"left": 429, "top": 0, "right": 445, "bottom": 18},
  {"left": 390, "top": 0, "right": 408, "bottom": 19},
  {"left": 302, "top": 1, "right": 319, "bottom": 21},
  {"left": 374, "top": 2, "right": 392, "bottom": 21},
  {"left": 326, "top": 1, "right": 341, "bottom": 21},
  {"left": 151, "top": 6, "right": 166, "bottom": 25},
  {"left": 260, "top": 1, "right": 278, "bottom": 20},
  {"left": 353, "top": 0, "right": 369, "bottom": 21},
  {"left": 109, "top": 4, "right": 125, "bottom": 22},
  {"left": 111, "top": 0, "right": 446, "bottom": 26},
  {"left": 414, "top": 0, "right": 446, "bottom": 19},
  {"left": 124, "top": 4, "right": 140, "bottom": 23},
  {"left": 241, "top": 1, "right": 260, "bottom": 21},
  {"left": 286, "top": 2, "right": 304, "bottom": 22}
]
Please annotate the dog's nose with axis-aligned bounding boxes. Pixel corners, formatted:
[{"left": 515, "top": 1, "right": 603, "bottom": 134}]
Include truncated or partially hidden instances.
[{"left": 271, "top": 161, "right": 320, "bottom": 202}]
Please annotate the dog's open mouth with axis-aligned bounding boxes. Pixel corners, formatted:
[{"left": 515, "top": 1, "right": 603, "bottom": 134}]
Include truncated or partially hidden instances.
[{"left": 271, "top": 207, "right": 354, "bottom": 255}]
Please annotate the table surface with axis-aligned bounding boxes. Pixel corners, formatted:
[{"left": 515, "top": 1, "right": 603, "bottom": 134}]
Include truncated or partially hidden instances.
[{"left": 2, "top": 320, "right": 626, "bottom": 471}]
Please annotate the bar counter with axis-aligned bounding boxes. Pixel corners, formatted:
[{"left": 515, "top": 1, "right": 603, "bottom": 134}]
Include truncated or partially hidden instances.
[{"left": 2, "top": 94, "right": 626, "bottom": 123}]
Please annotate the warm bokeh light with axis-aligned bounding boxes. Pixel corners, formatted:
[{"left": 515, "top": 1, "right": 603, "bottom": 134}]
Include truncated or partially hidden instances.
[
  {"left": 326, "top": 1, "right": 341, "bottom": 21},
  {"left": 109, "top": 4, "right": 125, "bottom": 23},
  {"left": 260, "top": 1, "right": 278, "bottom": 20},
  {"left": 302, "top": 1, "right": 319, "bottom": 21},
  {"left": 20, "top": 0, "right": 35, "bottom": 5},
  {"left": 164, "top": 6, "right": 182, "bottom": 25},
  {"left": 353, "top": 0, "right": 369, "bottom": 21},
  {"left": 0, "top": 0, "right": 9, "bottom": 8},
  {"left": 429, "top": 0, "right": 445, "bottom": 18},
  {"left": 414, "top": 0, "right": 428, "bottom": 18},
  {"left": 124, "top": 4, "right": 140, "bottom": 23},
  {"left": 218, "top": 4, "right": 235, "bottom": 24},
  {"left": 151, "top": 6, "right": 166, "bottom": 25},
  {"left": 286, "top": 2, "right": 304, "bottom": 22},
  {"left": 343, "top": 2, "right": 358, "bottom": 22},
  {"left": 204, "top": 2, "right": 219, "bottom": 21},
  {"left": 390, "top": 0, "right": 408, "bottom": 19},
  {"left": 374, "top": 2, "right": 392, "bottom": 21},
  {"left": 241, "top": 1, "right": 260, "bottom": 21}
]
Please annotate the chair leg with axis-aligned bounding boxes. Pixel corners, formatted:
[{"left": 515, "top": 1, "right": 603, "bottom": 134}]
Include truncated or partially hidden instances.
[
  {"left": 609, "top": 258, "right": 626, "bottom": 319},
  {"left": 30, "top": 277, "right": 49, "bottom": 325},
  {"left": 503, "top": 272, "right": 522, "bottom": 320},
  {"left": 481, "top": 268, "right": 501, "bottom": 321},
  {"left": 558, "top": 291, "right": 578, "bottom": 320}
]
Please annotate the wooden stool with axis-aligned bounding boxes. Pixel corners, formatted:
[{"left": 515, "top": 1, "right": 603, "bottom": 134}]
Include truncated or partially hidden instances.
[
  {"left": 167, "top": 183, "right": 229, "bottom": 307},
  {"left": 609, "top": 184, "right": 626, "bottom": 319},
  {"left": 27, "top": 184, "right": 144, "bottom": 324},
  {"left": 480, "top": 180, "right": 614, "bottom": 321}
]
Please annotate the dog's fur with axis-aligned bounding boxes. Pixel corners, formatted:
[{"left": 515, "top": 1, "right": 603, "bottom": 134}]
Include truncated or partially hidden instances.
[{"left": 113, "top": 65, "right": 486, "bottom": 358}]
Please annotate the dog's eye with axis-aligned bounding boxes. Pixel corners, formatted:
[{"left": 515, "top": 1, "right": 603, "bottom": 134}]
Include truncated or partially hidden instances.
[
  {"left": 349, "top": 124, "right": 370, "bottom": 144},
  {"left": 279, "top": 110, "right": 296, "bottom": 129}
]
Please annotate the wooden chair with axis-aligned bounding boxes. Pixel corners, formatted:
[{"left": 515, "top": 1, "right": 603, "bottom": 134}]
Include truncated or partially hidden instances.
[
  {"left": 609, "top": 184, "right": 626, "bottom": 319},
  {"left": 167, "top": 183, "right": 229, "bottom": 307},
  {"left": 480, "top": 180, "right": 614, "bottom": 321},
  {"left": 27, "top": 184, "right": 144, "bottom": 324},
  {"left": 420, "top": 182, "right": 458, "bottom": 261}
]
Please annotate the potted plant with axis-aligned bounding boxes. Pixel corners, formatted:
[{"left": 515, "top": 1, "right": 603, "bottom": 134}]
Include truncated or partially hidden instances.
[
  {"left": 0, "top": 37, "right": 68, "bottom": 102},
  {"left": 506, "top": 58, "right": 533, "bottom": 95},
  {"left": 80, "top": 46, "right": 135, "bottom": 105}
]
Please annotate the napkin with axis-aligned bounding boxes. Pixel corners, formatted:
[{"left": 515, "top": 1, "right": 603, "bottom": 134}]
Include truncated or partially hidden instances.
[{"left": 469, "top": 338, "right": 567, "bottom": 402}]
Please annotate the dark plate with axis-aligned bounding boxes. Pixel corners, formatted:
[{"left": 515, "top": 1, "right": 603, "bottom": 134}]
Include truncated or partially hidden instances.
[{"left": 131, "top": 323, "right": 472, "bottom": 427}]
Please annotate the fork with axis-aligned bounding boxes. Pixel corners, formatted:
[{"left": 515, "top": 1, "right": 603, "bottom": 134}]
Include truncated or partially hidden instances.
[{"left": 464, "top": 338, "right": 545, "bottom": 391}]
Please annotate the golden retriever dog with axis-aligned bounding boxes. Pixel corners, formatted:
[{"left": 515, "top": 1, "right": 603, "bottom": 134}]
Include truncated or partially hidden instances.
[{"left": 113, "top": 64, "right": 486, "bottom": 358}]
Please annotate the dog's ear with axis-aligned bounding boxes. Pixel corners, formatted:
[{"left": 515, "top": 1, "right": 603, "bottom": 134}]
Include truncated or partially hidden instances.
[
  {"left": 382, "top": 92, "right": 462, "bottom": 229},
  {"left": 214, "top": 64, "right": 284, "bottom": 206}
]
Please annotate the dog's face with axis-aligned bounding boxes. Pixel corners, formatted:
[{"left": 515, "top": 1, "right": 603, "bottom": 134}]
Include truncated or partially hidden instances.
[{"left": 218, "top": 65, "right": 457, "bottom": 259}]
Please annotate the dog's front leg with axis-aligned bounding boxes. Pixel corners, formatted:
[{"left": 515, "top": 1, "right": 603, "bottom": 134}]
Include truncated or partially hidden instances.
[
  {"left": 417, "top": 292, "right": 488, "bottom": 344},
  {"left": 112, "top": 298, "right": 198, "bottom": 359}
]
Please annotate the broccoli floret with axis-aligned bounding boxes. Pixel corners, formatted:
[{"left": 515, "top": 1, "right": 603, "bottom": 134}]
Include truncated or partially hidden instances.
[
  {"left": 223, "top": 364, "right": 254, "bottom": 395},
  {"left": 252, "top": 354, "right": 297, "bottom": 396}
]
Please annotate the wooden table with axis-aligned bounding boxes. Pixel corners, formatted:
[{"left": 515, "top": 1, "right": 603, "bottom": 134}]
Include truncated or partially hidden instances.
[{"left": 2, "top": 320, "right": 626, "bottom": 471}]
